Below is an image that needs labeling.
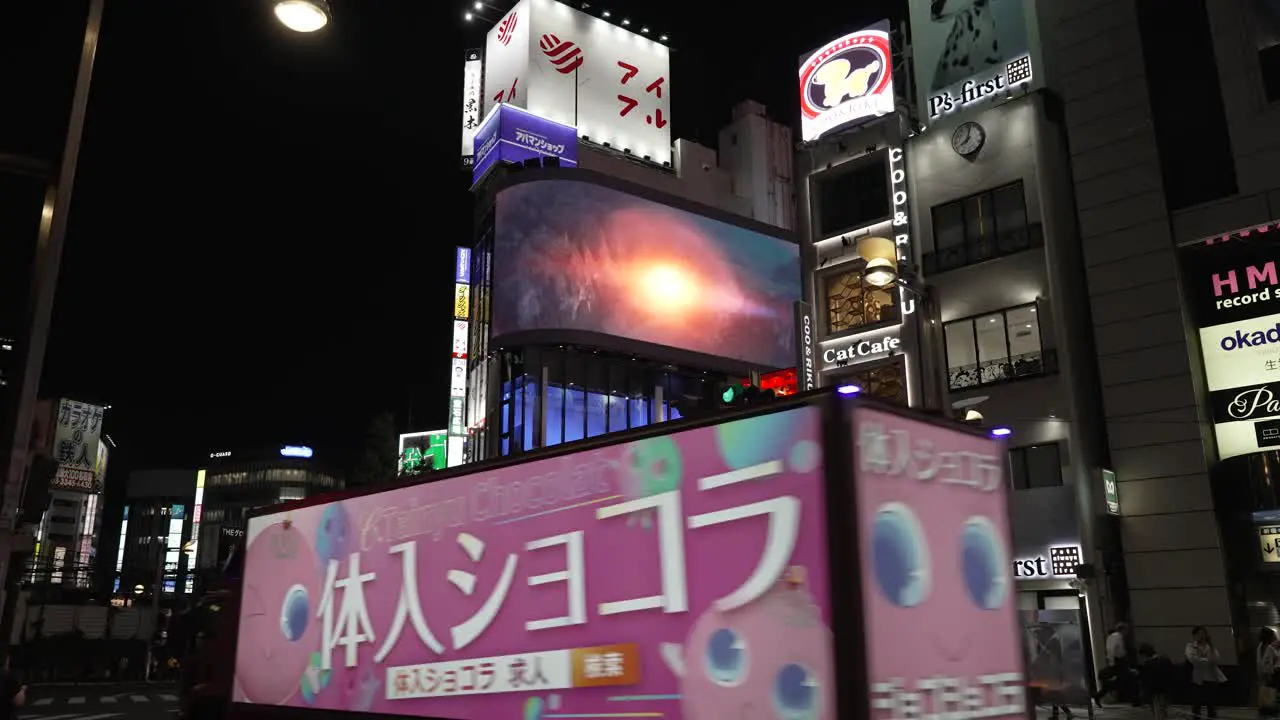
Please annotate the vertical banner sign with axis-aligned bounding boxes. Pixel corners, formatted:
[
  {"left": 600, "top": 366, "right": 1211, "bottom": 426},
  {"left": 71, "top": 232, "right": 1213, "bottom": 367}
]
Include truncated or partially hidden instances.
[
  {"left": 461, "top": 49, "right": 483, "bottom": 168},
  {"left": 852, "top": 407, "right": 1025, "bottom": 718},
  {"left": 888, "top": 146, "right": 915, "bottom": 318},
  {"left": 795, "top": 301, "right": 817, "bottom": 391},
  {"left": 1102, "top": 469, "right": 1120, "bottom": 515},
  {"left": 52, "top": 399, "right": 105, "bottom": 492},
  {"left": 448, "top": 247, "right": 472, "bottom": 467},
  {"left": 234, "top": 406, "right": 835, "bottom": 719}
]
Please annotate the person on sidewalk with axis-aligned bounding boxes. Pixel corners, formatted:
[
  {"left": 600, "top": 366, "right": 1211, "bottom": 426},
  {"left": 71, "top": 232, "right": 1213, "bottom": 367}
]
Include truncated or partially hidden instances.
[
  {"left": 0, "top": 653, "right": 28, "bottom": 720},
  {"left": 1185, "top": 626, "right": 1227, "bottom": 720},
  {"left": 1137, "top": 643, "right": 1175, "bottom": 720},
  {"left": 1258, "top": 628, "right": 1280, "bottom": 717},
  {"left": 1094, "top": 622, "right": 1134, "bottom": 706}
]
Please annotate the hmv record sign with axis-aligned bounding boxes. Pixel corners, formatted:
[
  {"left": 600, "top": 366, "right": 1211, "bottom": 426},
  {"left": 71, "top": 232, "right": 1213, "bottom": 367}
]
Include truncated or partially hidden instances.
[{"left": 1180, "top": 223, "right": 1280, "bottom": 460}]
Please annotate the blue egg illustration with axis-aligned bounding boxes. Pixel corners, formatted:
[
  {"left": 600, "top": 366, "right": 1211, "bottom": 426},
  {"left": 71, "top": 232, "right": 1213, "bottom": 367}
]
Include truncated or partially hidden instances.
[
  {"left": 773, "top": 663, "right": 819, "bottom": 720},
  {"left": 871, "top": 503, "right": 930, "bottom": 607},
  {"left": 281, "top": 583, "right": 310, "bottom": 641},
  {"left": 716, "top": 412, "right": 794, "bottom": 470},
  {"left": 704, "top": 627, "right": 748, "bottom": 686},
  {"left": 316, "top": 503, "right": 351, "bottom": 573},
  {"left": 523, "top": 696, "right": 544, "bottom": 720},
  {"left": 961, "top": 516, "right": 1008, "bottom": 610}
]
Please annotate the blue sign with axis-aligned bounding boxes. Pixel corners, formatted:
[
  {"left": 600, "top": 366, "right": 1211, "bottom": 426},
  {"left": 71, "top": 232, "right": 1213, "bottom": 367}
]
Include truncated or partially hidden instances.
[
  {"left": 472, "top": 104, "right": 578, "bottom": 185},
  {"left": 171, "top": 504, "right": 186, "bottom": 520},
  {"left": 280, "top": 445, "right": 313, "bottom": 458},
  {"left": 455, "top": 247, "right": 471, "bottom": 284}
]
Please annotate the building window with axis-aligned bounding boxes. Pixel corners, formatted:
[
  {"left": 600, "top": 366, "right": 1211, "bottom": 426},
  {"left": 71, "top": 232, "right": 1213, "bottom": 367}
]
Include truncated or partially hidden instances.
[
  {"left": 835, "top": 359, "right": 907, "bottom": 405},
  {"left": 823, "top": 267, "right": 898, "bottom": 334},
  {"left": 926, "top": 182, "right": 1036, "bottom": 274},
  {"left": 944, "top": 304, "right": 1055, "bottom": 390},
  {"left": 1262, "top": 43, "right": 1280, "bottom": 103},
  {"left": 1008, "top": 443, "right": 1063, "bottom": 490},
  {"left": 813, "top": 152, "right": 890, "bottom": 239}
]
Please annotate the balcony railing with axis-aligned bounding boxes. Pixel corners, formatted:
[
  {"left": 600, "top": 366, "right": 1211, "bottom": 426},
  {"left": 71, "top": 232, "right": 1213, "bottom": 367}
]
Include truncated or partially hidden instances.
[
  {"left": 922, "top": 222, "right": 1044, "bottom": 275},
  {"left": 948, "top": 348, "right": 1057, "bottom": 390}
]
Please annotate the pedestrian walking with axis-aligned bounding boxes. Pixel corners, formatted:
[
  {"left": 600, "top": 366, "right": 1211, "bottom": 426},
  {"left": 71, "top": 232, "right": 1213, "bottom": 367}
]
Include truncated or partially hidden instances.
[
  {"left": 1094, "top": 622, "right": 1135, "bottom": 706},
  {"left": 1137, "top": 643, "right": 1175, "bottom": 720},
  {"left": 1259, "top": 628, "right": 1280, "bottom": 717},
  {"left": 0, "top": 652, "right": 27, "bottom": 720},
  {"left": 1185, "top": 626, "right": 1227, "bottom": 720}
]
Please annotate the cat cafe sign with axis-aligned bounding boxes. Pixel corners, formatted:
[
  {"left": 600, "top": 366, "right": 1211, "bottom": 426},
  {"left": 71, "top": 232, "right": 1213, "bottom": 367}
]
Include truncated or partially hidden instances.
[
  {"left": 819, "top": 325, "right": 901, "bottom": 371},
  {"left": 798, "top": 20, "right": 895, "bottom": 142}
]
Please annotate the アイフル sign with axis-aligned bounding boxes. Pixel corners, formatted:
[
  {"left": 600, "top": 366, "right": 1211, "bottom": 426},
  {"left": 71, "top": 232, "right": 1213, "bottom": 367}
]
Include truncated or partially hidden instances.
[{"left": 482, "top": 0, "right": 672, "bottom": 166}]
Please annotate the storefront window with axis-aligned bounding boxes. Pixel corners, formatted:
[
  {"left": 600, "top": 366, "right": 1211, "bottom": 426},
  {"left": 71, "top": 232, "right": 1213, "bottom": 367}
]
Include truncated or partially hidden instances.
[{"left": 823, "top": 268, "right": 898, "bottom": 334}]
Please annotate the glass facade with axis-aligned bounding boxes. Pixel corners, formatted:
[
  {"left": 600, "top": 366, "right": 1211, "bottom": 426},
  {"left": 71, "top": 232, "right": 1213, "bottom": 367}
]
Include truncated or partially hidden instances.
[{"left": 478, "top": 346, "right": 721, "bottom": 460}]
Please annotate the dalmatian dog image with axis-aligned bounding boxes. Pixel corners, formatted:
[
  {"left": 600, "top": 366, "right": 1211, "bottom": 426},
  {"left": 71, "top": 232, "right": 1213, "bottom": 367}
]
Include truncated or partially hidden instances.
[{"left": 930, "top": 0, "right": 1003, "bottom": 91}]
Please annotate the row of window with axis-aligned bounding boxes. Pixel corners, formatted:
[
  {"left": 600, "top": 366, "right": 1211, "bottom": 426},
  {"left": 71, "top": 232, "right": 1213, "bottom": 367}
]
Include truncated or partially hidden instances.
[
  {"left": 819, "top": 181, "right": 1037, "bottom": 340},
  {"left": 943, "top": 302, "right": 1053, "bottom": 391},
  {"left": 499, "top": 378, "right": 686, "bottom": 456}
]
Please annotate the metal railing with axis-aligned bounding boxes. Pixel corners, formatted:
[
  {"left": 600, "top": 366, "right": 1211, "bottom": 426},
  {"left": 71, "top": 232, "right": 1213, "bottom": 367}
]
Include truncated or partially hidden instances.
[{"left": 948, "top": 348, "right": 1057, "bottom": 390}]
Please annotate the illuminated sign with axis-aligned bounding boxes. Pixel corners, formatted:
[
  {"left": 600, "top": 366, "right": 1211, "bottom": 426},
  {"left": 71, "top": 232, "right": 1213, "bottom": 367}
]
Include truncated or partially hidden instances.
[
  {"left": 455, "top": 246, "right": 472, "bottom": 285},
  {"left": 279, "top": 445, "right": 313, "bottom": 458},
  {"left": 889, "top": 147, "right": 915, "bottom": 317},
  {"left": 1102, "top": 469, "right": 1119, "bottom": 515},
  {"left": 454, "top": 284, "right": 471, "bottom": 320},
  {"left": 925, "top": 55, "right": 1033, "bottom": 119},
  {"left": 460, "top": 49, "right": 483, "bottom": 166},
  {"left": 820, "top": 326, "right": 901, "bottom": 370},
  {"left": 452, "top": 320, "right": 469, "bottom": 359},
  {"left": 1013, "top": 544, "right": 1081, "bottom": 580},
  {"left": 397, "top": 430, "right": 448, "bottom": 474},
  {"left": 209, "top": 451, "right": 231, "bottom": 459},
  {"left": 1260, "top": 525, "right": 1280, "bottom": 563},
  {"left": 798, "top": 20, "right": 895, "bottom": 142},
  {"left": 795, "top": 301, "right": 816, "bottom": 391}
]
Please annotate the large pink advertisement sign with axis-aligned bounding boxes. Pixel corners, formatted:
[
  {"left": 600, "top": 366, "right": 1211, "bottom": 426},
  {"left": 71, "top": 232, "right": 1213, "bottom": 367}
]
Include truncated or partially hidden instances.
[
  {"left": 853, "top": 407, "right": 1026, "bottom": 719},
  {"left": 235, "top": 405, "right": 835, "bottom": 719}
]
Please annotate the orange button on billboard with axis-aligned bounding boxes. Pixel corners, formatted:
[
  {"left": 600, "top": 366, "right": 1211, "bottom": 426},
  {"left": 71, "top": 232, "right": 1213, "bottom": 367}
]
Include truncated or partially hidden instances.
[{"left": 570, "top": 643, "right": 641, "bottom": 688}]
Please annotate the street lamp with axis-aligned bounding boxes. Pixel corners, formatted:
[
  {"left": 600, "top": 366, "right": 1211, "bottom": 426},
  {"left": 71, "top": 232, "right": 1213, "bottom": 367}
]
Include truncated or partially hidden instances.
[
  {"left": 273, "top": 0, "right": 331, "bottom": 32},
  {"left": 133, "top": 584, "right": 143, "bottom": 596}
]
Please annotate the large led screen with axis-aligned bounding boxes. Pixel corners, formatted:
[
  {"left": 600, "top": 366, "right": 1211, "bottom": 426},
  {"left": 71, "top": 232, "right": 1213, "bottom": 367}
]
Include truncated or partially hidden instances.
[
  {"left": 235, "top": 405, "right": 835, "bottom": 719},
  {"left": 852, "top": 406, "right": 1025, "bottom": 719},
  {"left": 493, "top": 179, "right": 802, "bottom": 369}
]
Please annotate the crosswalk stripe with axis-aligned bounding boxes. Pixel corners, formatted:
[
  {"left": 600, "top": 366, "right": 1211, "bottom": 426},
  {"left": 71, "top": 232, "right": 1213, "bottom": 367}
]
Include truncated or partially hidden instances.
[
  {"left": 159, "top": 695, "right": 177, "bottom": 702},
  {"left": 68, "top": 698, "right": 84, "bottom": 705},
  {"left": 77, "top": 714, "right": 124, "bottom": 720},
  {"left": 99, "top": 697, "right": 115, "bottom": 704},
  {"left": 32, "top": 699, "right": 53, "bottom": 706},
  {"left": 128, "top": 696, "right": 147, "bottom": 703}
]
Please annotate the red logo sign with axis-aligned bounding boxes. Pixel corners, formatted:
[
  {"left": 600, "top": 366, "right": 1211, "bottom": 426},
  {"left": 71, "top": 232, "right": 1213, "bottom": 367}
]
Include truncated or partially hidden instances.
[
  {"left": 540, "top": 34, "right": 583, "bottom": 74},
  {"left": 497, "top": 10, "right": 518, "bottom": 46},
  {"left": 798, "top": 29, "right": 893, "bottom": 120}
]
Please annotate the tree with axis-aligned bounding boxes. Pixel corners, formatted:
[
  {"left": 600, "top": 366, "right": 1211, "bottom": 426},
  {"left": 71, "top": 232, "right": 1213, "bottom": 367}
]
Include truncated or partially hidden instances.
[{"left": 349, "top": 411, "right": 398, "bottom": 488}]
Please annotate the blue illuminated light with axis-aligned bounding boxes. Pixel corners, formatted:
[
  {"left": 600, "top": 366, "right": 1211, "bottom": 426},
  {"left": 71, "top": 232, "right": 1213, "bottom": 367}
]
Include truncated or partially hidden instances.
[
  {"left": 836, "top": 384, "right": 862, "bottom": 395},
  {"left": 990, "top": 427, "right": 1012, "bottom": 438},
  {"left": 280, "top": 445, "right": 314, "bottom": 458}
]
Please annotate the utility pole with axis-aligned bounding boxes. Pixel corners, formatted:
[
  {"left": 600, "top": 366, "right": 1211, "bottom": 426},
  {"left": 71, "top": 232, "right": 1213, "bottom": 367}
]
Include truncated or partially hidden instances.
[{"left": 145, "top": 539, "right": 165, "bottom": 682}]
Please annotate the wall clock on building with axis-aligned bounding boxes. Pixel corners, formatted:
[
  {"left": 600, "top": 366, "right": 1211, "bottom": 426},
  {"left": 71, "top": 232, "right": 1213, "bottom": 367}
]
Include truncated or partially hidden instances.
[{"left": 951, "top": 121, "right": 986, "bottom": 158}]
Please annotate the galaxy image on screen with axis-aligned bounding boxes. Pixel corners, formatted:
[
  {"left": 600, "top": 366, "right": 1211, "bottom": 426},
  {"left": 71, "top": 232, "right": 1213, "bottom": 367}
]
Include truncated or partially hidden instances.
[{"left": 493, "top": 179, "right": 801, "bottom": 369}]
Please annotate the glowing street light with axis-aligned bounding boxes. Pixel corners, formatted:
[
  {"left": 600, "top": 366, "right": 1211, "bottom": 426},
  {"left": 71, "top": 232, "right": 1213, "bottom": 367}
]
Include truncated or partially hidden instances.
[{"left": 273, "top": 0, "right": 331, "bottom": 33}]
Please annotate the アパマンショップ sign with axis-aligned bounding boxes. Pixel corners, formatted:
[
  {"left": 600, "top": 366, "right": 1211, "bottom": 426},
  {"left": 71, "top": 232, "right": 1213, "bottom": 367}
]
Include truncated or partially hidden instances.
[{"left": 234, "top": 405, "right": 835, "bottom": 719}]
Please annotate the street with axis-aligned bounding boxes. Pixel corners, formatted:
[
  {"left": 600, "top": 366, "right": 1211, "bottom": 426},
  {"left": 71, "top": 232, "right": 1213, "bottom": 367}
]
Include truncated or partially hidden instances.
[{"left": 19, "top": 683, "right": 177, "bottom": 720}]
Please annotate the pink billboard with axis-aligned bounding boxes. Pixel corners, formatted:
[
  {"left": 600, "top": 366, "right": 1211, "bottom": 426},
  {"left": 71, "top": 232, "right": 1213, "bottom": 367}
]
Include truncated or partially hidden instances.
[
  {"left": 235, "top": 405, "right": 835, "bottom": 719},
  {"left": 852, "top": 407, "right": 1026, "bottom": 719}
]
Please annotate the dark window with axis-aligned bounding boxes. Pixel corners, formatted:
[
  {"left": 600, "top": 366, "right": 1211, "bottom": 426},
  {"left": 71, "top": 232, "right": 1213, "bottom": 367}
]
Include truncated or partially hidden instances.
[
  {"left": 814, "top": 154, "right": 890, "bottom": 238},
  {"left": 1261, "top": 44, "right": 1280, "bottom": 103},
  {"left": 944, "top": 303, "right": 1056, "bottom": 390},
  {"left": 1008, "top": 443, "right": 1063, "bottom": 490},
  {"left": 1136, "top": 0, "right": 1237, "bottom": 209},
  {"left": 926, "top": 182, "right": 1037, "bottom": 273}
]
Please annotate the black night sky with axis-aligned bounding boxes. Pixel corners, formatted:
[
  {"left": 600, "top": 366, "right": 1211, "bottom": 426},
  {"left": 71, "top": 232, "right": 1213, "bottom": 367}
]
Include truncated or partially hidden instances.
[{"left": 6, "top": 0, "right": 899, "bottom": 474}]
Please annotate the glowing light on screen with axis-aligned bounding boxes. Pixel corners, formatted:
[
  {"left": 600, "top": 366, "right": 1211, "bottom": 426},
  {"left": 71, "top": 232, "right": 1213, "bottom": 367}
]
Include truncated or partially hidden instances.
[{"left": 637, "top": 263, "right": 700, "bottom": 315}]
